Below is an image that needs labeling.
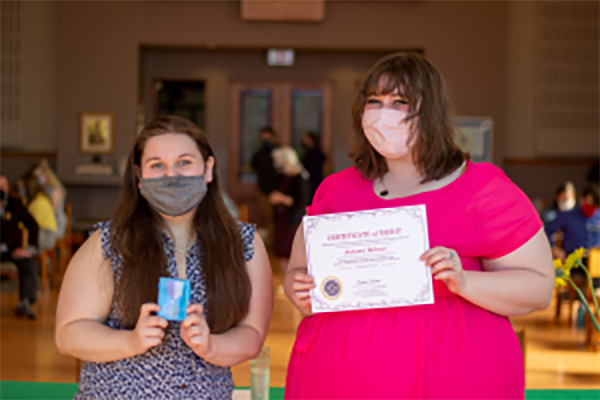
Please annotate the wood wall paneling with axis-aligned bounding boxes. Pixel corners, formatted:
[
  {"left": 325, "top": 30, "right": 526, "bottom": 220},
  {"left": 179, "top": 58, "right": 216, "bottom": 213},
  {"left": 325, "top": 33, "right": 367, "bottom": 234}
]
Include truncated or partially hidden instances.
[{"left": 240, "top": 0, "right": 324, "bottom": 22}]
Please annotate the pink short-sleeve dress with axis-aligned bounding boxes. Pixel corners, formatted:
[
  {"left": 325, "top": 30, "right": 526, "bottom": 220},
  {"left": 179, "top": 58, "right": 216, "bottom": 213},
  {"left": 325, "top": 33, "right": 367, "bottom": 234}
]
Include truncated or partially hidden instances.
[{"left": 284, "top": 161, "right": 542, "bottom": 400}]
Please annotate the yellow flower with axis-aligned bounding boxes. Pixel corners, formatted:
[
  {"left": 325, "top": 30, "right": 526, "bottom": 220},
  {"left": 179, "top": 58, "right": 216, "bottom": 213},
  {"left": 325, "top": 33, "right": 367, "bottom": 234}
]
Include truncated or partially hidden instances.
[
  {"left": 554, "top": 260, "right": 568, "bottom": 287},
  {"left": 564, "top": 247, "right": 586, "bottom": 274},
  {"left": 553, "top": 258, "right": 563, "bottom": 270}
]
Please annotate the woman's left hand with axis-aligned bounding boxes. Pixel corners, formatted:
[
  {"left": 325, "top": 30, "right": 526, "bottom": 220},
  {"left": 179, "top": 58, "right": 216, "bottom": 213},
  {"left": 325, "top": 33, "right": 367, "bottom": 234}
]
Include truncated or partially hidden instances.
[
  {"left": 420, "top": 246, "right": 467, "bottom": 295},
  {"left": 180, "top": 304, "right": 214, "bottom": 359}
]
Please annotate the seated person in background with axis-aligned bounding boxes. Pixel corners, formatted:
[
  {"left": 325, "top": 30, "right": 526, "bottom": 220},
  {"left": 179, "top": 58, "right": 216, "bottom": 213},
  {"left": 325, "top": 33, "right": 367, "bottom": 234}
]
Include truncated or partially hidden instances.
[
  {"left": 582, "top": 186, "right": 600, "bottom": 249},
  {"left": 8, "top": 178, "right": 26, "bottom": 200},
  {"left": 0, "top": 173, "right": 40, "bottom": 319},
  {"left": 541, "top": 181, "right": 576, "bottom": 224},
  {"left": 30, "top": 159, "right": 68, "bottom": 240},
  {"left": 22, "top": 173, "right": 58, "bottom": 251},
  {"left": 544, "top": 187, "right": 598, "bottom": 260}
]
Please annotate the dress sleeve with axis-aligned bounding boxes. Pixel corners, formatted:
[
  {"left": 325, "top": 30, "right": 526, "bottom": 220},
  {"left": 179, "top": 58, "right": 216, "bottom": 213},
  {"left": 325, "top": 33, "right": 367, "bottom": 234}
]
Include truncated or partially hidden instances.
[
  {"left": 93, "top": 220, "right": 114, "bottom": 260},
  {"left": 306, "top": 181, "right": 328, "bottom": 217},
  {"left": 470, "top": 164, "right": 543, "bottom": 259},
  {"left": 237, "top": 221, "right": 257, "bottom": 261},
  {"left": 306, "top": 169, "right": 351, "bottom": 216}
]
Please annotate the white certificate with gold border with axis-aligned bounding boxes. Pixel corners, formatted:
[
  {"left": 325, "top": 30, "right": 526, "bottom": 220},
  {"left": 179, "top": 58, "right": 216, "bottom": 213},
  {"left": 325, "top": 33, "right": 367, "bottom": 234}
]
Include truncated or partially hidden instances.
[{"left": 304, "top": 205, "right": 433, "bottom": 313}]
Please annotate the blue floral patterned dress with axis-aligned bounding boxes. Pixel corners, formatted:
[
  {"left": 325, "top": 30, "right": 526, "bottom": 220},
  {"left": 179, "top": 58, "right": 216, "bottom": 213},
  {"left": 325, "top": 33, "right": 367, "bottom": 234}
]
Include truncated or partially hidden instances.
[{"left": 75, "top": 221, "right": 256, "bottom": 400}]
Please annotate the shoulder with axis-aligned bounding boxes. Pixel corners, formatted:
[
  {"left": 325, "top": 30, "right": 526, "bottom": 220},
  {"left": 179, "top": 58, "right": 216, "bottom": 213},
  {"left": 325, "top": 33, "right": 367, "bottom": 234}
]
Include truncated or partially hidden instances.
[
  {"left": 463, "top": 162, "right": 524, "bottom": 198},
  {"left": 465, "top": 161, "right": 506, "bottom": 182},
  {"left": 237, "top": 221, "right": 256, "bottom": 240},
  {"left": 291, "top": 173, "right": 309, "bottom": 183},
  {"left": 72, "top": 229, "right": 109, "bottom": 270},
  {"left": 309, "top": 167, "right": 367, "bottom": 216},
  {"left": 93, "top": 220, "right": 115, "bottom": 260},
  {"left": 8, "top": 196, "right": 26, "bottom": 212},
  {"left": 317, "top": 167, "right": 365, "bottom": 194},
  {"left": 30, "top": 193, "right": 52, "bottom": 208}
]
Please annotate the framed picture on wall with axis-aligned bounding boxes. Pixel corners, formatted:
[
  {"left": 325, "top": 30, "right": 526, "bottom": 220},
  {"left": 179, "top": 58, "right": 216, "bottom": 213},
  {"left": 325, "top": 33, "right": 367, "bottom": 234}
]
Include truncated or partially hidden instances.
[
  {"left": 80, "top": 112, "right": 114, "bottom": 154},
  {"left": 454, "top": 116, "right": 493, "bottom": 162}
]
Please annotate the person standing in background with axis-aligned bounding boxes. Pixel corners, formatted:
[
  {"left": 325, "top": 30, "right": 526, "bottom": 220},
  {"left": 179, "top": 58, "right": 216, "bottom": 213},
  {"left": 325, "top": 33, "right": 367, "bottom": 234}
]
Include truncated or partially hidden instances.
[
  {"left": 300, "top": 132, "right": 326, "bottom": 201},
  {"left": 270, "top": 147, "right": 310, "bottom": 276},
  {"left": 251, "top": 127, "right": 280, "bottom": 248}
]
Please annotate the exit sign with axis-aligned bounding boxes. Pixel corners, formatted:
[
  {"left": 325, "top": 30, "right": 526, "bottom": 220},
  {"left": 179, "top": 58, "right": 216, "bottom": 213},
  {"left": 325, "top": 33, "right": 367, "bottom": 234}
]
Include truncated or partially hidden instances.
[{"left": 267, "top": 49, "right": 295, "bottom": 67}]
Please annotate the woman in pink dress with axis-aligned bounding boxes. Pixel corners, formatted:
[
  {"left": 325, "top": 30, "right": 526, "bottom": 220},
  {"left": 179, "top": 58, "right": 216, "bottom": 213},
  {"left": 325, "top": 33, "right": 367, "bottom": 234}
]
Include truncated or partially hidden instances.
[{"left": 283, "top": 53, "right": 554, "bottom": 399}]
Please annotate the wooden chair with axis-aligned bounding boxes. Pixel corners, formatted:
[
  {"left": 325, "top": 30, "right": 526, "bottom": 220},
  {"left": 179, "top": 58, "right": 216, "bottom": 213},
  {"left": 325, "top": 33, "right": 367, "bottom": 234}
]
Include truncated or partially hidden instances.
[
  {"left": 0, "top": 228, "right": 23, "bottom": 282},
  {"left": 0, "top": 261, "right": 18, "bottom": 281},
  {"left": 37, "top": 202, "right": 73, "bottom": 290},
  {"left": 239, "top": 203, "right": 249, "bottom": 223},
  {"left": 39, "top": 247, "right": 57, "bottom": 291}
]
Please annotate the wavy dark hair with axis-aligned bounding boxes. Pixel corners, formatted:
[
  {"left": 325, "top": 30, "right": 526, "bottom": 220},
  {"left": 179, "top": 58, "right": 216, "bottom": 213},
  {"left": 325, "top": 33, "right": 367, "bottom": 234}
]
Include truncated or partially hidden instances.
[
  {"left": 350, "top": 52, "right": 466, "bottom": 182},
  {"left": 111, "top": 116, "right": 251, "bottom": 333}
]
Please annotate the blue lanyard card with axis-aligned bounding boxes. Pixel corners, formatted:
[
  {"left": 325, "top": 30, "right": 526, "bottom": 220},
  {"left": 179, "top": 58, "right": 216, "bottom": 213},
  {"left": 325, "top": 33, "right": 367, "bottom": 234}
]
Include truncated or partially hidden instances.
[{"left": 157, "top": 277, "right": 191, "bottom": 321}]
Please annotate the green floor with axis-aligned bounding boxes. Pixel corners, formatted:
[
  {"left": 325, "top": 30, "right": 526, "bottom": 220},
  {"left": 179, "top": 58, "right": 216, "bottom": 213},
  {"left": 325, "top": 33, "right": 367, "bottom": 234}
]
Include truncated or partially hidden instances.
[{"left": 1, "top": 381, "right": 599, "bottom": 400}]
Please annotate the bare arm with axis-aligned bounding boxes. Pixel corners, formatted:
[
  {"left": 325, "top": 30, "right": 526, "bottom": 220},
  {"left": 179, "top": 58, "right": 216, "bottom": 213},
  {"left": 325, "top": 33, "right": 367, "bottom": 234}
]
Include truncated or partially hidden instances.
[
  {"left": 180, "top": 232, "right": 273, "bottom": 366},
  {"left": 422, "top": 228, "right": 554, "bottom": 316},
  {"left": 282, "top": 222, "right": 315, "bottom": 316},
  {"left": 55, "top": 230, "right": 167, "bottom": 362},
  {"left": 48, "top": 190, "right": 62, "bottom": 213}
]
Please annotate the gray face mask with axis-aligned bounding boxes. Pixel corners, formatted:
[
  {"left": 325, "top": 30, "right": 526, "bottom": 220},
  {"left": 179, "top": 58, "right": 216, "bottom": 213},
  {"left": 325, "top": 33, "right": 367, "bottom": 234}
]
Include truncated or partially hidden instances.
[{"left": 140, "top": 175, "right": 208, "bottom": 217}]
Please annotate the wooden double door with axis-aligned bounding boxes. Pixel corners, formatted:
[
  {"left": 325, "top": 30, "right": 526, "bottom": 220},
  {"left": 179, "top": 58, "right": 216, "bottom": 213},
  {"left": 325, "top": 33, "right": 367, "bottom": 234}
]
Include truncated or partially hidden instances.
[{"left": 228, "top": 81, "right": 332, "bottom": 225}]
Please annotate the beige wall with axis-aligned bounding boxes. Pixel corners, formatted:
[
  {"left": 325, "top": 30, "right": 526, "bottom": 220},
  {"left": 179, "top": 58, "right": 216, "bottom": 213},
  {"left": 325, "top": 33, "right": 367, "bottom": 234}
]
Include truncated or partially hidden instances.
[
  {"left": 505, "top": 1, "right": 537, "bottom": 159},
  {"left": 21, "top": 0, "right": 57, "bottom": 151},
  {"left": 56, "top": 1, "right": 509, "bottom": 183}
]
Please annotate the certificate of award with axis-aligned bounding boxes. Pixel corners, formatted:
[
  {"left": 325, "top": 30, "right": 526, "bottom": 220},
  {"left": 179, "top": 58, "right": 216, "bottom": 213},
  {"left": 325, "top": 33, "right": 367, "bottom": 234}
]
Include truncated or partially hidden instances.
[{"left": 304, "top": 205, "right": 433, "bottom": 313}]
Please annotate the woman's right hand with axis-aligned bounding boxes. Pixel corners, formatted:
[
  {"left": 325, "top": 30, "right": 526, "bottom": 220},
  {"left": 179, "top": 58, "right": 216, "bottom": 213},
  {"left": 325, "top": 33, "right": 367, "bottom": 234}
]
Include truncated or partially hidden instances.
[
  {"left": 129, "top": 303, "right": 168, "bottom": 355},
  {"left": 284, "top": 268, "right": 315, "bottom": 316}
]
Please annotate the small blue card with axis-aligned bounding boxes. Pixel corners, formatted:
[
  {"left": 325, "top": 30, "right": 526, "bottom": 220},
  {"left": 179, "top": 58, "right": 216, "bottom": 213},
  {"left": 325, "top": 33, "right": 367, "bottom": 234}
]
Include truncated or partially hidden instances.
[{"left": 157, "top": 277, "right": 191, "bottom": 321}]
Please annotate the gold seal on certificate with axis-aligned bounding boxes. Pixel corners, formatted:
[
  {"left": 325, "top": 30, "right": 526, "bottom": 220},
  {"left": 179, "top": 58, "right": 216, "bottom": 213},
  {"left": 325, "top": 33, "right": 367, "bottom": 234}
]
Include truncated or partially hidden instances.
[
  {"left": 320, "top": 276, "right": 343, "bottom": 300},
  {"left": 304, "top": 205, "right": 433, "bottom": 313}
]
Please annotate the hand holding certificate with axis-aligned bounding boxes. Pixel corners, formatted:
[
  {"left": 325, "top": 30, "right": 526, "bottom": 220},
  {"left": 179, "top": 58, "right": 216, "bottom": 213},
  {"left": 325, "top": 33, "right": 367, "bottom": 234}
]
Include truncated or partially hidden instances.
[{"left": 304, "top": 205, "right": 433, "bottom": 313}]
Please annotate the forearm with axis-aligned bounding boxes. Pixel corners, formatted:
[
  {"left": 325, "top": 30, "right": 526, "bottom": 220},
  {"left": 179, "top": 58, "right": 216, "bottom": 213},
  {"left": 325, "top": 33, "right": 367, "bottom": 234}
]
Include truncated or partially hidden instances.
[
  {"left": 459, "top": 269, "right": 554, "bottom": 316},
  {"left": 56, "top": 319, "right": 139, "bottom": 363},
  {"left": 203, "top": 324, "right": 264, "bottom": 367}
]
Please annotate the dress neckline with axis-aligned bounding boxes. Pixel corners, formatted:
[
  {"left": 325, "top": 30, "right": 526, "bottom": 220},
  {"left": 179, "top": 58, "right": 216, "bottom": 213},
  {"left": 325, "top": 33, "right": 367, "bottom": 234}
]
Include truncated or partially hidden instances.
[{"left": 369, "top": 160, "right": 471, "bottom": 202}]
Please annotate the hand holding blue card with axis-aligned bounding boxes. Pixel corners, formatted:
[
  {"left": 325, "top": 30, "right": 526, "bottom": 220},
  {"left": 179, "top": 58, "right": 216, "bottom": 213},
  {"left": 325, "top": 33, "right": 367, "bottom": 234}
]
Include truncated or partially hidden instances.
[{"left": 157, "top": 277, "right": 191, "bottom": 321}]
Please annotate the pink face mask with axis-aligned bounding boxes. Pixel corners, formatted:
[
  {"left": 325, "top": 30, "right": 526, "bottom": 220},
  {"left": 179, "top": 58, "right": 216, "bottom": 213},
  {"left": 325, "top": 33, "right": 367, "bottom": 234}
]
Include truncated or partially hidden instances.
[{"left": 362, "top": 109, "right": 412, "bottom": 159}]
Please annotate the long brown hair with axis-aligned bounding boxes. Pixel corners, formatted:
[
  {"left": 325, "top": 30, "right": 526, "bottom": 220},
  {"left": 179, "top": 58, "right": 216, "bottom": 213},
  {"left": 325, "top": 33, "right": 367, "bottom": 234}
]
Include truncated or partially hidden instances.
[
  {"left": 350, "top": 52, "right": 466, "bottom": 182},
  {"left": 22, "top": 173, "right": 46, "bottom": 204},
  {"left": 111, "top": 116, "right": 251, "bottom": 333}
]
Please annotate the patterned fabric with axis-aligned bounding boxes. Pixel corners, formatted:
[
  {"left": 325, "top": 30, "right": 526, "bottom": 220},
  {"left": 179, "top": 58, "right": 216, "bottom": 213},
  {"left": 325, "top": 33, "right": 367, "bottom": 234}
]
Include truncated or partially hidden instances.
[{"left": 75, "top": 221, "right": 256, "bottom": 400}]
